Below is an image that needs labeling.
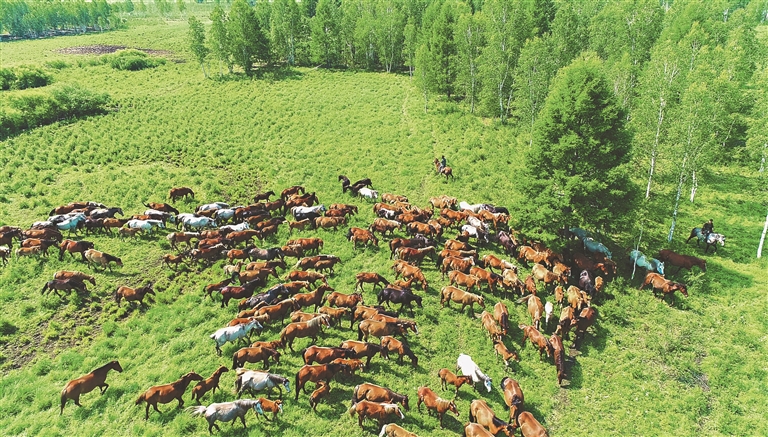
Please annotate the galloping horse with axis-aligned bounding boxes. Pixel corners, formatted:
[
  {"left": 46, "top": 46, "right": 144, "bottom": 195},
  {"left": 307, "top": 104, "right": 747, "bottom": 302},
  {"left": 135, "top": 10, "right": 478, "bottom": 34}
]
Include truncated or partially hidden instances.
[
  {"left": 136, "top": 371, "right": 204, "bottom": 420},
  {"left": 187, "top": 399, "right": 262, "bottom": 434},
  {"left": 42, "top": 278, "right": 88, "bottom": 298},
  {"left": 60, "top": 360, "right": 123, "bottom": 414},
  {"left": 279, "top": 315, "right": 331, "bottom": 351},
  {"left": 686, "top": 227, "right": 726, "bottom": 253},
  {"left": 115, "top": 282, "right": 155, "bottom": 307},
  {"left": 191, "top": 366, "right": 229, "bottom": 404},
  {"left": 235, "top": 369, "right": 290, "bottom": 399},
  {"left": 84, "top": 249, "right": 122, "bottom": 271},
  {"left": 59, "top": 239, "right": 94, "bottom": 262},
  {"left": 434, "top": 159, "right": 454, "bottom": 180}
]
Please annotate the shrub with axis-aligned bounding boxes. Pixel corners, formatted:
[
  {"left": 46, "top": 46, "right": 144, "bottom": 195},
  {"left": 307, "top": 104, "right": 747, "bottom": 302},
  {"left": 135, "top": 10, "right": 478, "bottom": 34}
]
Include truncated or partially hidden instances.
[
  {"left": 0, "top": 68, "right": 16, "bottom": 90},
  {"left": 103, "top": 49, "right": 166, "bottom": 71},
  {"left": 44, "top": 60, "right": 70, "bottom": 70},
  {"left": 12, "top": 66, "right": 53, "bottom": 90}
]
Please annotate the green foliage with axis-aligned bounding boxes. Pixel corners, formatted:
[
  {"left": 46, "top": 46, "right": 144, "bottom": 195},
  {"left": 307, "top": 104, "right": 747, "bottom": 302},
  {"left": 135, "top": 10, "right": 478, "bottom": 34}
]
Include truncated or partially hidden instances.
[
  {"left": 0, "top": 0, "right": 119, "bottom": 37},
  {"left": 310, "top": 0, "right": 341, "bottom": 67},
  {"left": 103, "top": 49, "right": 166, "bottom": 71},
  {"left": 0, "top": 65, "right": 53, "bottom": 91},
  {"left": 227, "top": 0, "right": 270, "bottom": 75},
  {"left": 519, "top": 53, "right": 638, "bottom": 234},
  {"left": 187, "top": 15, "right": 209, "bottom": 77}
]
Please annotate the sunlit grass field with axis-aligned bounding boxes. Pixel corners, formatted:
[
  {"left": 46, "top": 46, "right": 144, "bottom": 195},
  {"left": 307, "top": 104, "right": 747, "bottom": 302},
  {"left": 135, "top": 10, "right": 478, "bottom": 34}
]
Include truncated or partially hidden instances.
[{"left": 0, "top": 21, "right": 767, "bottom": 437}]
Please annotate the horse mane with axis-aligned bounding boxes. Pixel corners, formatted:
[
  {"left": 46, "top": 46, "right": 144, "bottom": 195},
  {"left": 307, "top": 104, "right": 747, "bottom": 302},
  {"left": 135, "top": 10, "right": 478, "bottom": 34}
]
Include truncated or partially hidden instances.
[
  {"left": 268, "top": 374, "right": 286, "bottom": 384},
  {"left": 436, "top": 398, "right": 453, "bottom": 411},
  {"left": 306, "top": 315, "right": 328, "bottom": 328}
]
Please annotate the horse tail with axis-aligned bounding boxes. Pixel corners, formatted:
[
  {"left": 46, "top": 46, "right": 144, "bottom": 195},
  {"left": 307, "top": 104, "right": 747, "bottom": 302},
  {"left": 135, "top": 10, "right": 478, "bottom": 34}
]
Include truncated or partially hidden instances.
[
  {"left": 187, "top": 405, "right": 207, "bottom": 417},
  {"left": 351, "top": 385, "right": 360, "bottom": 406},
  {"left": 135, "top": 392, "right": 146, "bottom": 405},
  {"left": 468, "top": 405, "right": 475, "bottom": 423},
  {"left": 233, "top": 351, "right": 239, "bottom": 370},
  {"left": 41, "top": 282, "right": 48, "bottom": 295},
  {"left": 60, "top": 388, "right": 68, "bottom": 415},
  {"left": 347, "top": 403, "right": 357, "bottom": 418},
  {"left": 379, "top": 424, "right": 388, "bottom": 437}
]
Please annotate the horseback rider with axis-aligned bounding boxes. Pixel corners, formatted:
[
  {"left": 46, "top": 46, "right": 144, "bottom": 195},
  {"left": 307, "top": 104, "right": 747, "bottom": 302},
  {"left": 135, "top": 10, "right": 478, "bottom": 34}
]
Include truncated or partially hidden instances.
[
  {"left": 702, "top": 219, "right": 714, "bottom": 237},
  {"left": 438, "top": 155, "right": 447, "bottom": 173}
]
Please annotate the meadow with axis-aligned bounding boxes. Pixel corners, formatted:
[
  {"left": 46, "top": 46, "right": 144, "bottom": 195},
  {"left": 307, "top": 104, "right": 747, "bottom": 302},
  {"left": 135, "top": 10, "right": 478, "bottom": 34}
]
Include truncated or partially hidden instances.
[{"left": 0, "top": 19, "right": 767, "bottom": 437}]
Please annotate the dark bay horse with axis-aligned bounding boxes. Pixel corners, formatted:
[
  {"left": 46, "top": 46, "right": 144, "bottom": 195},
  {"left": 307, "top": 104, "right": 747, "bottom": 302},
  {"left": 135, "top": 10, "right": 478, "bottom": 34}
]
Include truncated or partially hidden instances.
[
  {"left": 136, "top": 371, "right": 204, "bottom": 419},
  {"left": 434, "top": 159, "right": 454, "bottom": 180},
  {"left": 60, "top": 360, "right": 123, "bottom": 414}
]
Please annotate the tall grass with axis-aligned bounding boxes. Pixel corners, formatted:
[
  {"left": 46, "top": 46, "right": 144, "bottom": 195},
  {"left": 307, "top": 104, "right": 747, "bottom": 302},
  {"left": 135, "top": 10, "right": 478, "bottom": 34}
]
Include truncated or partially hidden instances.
[{"left": 0, "top": 23, "right": 766, "bottom": 437}]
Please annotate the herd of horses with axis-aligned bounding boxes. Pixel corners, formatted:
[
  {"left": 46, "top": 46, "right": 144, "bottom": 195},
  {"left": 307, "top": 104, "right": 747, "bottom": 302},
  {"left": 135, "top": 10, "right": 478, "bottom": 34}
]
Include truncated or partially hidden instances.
[{"left": 44, "top": 176, "right": 722, "bottom": 436}]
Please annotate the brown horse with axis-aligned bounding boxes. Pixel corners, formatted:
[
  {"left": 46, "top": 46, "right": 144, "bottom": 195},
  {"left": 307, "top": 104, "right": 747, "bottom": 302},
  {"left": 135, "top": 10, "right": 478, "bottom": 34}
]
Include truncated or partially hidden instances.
[
  {"left": 348, "top": 227, "right": 379, "bottom": 249},
  {"left": 295, "top": 362, "right": 350, "bottom": 400},
  {"left": 190, "top": 366, "right": 229, "bottom": 404},
  {"left": 657, "top": 249, "right": 706, "bottom": 273},
  {"left": 59, "top": 239, "right": 95, "bottom": 262},
  {"left": 135, "top": 371, "right": 203, "bottom": 420},
  {"left": 379, "top": 424, "right": 419, "bottom": 437},
  {"left": 531, "top": 264, "right": 566, "bottom": 289},
  {"left": 285, "top": 270, "right": 327, "bottom": 287},
  {"left": 417, "top": 386, "right": 458, "bottom": 428},
  {"left": 348, "top": 400, "right": 405, "bottom": 429},
  {"left": 84, "top": 249, "right": 122, "bottom": 271},
  {"left": 437, "top": 368, "right": 473, "bottom": 396},
  {"left": 448, "top": 270, "right": 481, "bottom": 293},
  {"left": 339, "top": 340, "right": 390, "bottom": 367},
  {"left": 550, "top": 334, "right": 566, "bottom": 386},
  {"left": 256, "top": 298, "right": 300, "bottom": 326},
  {"left": 434, "top": 158, "right": 454, "bottom": 180},
  {"left": 493, "top": 339, "right": 520, "bottom": 368},
  {"left": 440, "top": 286, "right": 484, "bottom": 314},
  {"left": 324, "top": 291, "right": 363, "bottom": 309},
  {"left": 280, "top": 315, "right": 331, "bottom": 351},
  {"left": 232, "top": 346, "right": 281, "bottom": 369},
  {"left": 302, "top": 346, "right": 356, "bottom": 365},
  {"left": 204, "top": 277, "right": 235, "bottom": 299},
  {"left": 515, "top": 411, "right": 549, "bottom": 437},
  {"left": 357, "top": 320, "right": 410, "bottom": 342},
  {"left": 469, "top": 399, "right": 515, "bottom": 436},
  {"left": 60, "top": 360, "right": 123, "bottom": 414},
  {"left": 573, "top": 307, "right": 597, "bottom": 349},
  {"left": 169, "top": 187, "right": 194, "bottom": 202},
  {"left": 353, "top": 383, "right": 410, "bottom": 411},
  {"left": 318, "top": 306, "right": 350, "bottom": 326},
  {"left": 493, "top": 302, "right": 511, "bottom": 336},
  {"left": 500, "top": 377, "right": 524, "bottom": 425},
  {"left": 640, "top": 272, "right": 688, "bottom": 300},
  {"left": 516, "top": 294, "right": 545, "bottom": 331},
  {"left": 309, "top": 381, "right": 331, "bottom": 412},
  {"left": 465, "top": 422, "right": 495, "bottom": 437},
  {"left": 380, "top": 335, "right": 418, "bottom": 367},
  {"left": 519, "top": 324, "right": 553, "bottom": 360},
  {"left": 115, "top": 282, "right": 155, "bottom": 307},
  {"left": 481, "top": 311, "right": 503, "bottom": 342},
  {"left": 42, "top": 278, "right": 88, "bottom": 297},
  {"left": 54, "top": 270, "right": 96, "bottom": 286},
  {"left": 293, "top": 285, "right": 333, "bottom": 312}
]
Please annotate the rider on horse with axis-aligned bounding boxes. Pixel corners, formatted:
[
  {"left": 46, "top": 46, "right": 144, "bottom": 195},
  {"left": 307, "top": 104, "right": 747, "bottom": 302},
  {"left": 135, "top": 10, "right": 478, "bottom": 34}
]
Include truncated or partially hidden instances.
[
  {"left": 702, "top": 219, "right": 714, "bottom": 237},
  {"left": 438, "top": 155, "right": 447, "bottom": 173}
]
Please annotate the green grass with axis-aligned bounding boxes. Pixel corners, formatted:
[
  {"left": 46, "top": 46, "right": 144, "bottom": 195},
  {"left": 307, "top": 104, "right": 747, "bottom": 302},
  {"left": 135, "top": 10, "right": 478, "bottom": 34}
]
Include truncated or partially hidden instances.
[{"left": 0, "top": 22, "right": 767, "bottom": 437}]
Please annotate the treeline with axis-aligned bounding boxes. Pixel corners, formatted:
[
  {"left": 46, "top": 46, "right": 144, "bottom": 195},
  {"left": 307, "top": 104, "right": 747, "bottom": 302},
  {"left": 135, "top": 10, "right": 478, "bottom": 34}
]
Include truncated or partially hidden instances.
[{"left": 0, "top": 0, "right": 120, "bottom": 38}]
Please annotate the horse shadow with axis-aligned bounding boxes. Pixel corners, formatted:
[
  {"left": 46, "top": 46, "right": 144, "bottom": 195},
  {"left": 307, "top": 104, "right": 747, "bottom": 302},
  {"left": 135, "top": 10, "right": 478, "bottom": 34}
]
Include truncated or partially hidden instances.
[{"left": 562, "top": 354, "right": 583, "bottom": 390}]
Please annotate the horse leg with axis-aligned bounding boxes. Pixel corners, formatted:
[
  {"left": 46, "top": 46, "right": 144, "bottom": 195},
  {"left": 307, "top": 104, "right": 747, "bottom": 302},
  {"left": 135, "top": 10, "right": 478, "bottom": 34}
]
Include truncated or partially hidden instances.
[{"left": 99, "top": 383, "right": 109, "bottom": 394}]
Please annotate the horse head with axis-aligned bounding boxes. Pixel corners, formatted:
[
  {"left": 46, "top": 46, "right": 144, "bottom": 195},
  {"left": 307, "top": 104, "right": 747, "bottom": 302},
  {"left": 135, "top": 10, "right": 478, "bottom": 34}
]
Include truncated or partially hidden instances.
[{"left": 675, "top": 283, "right": 689, "bottom": 297}]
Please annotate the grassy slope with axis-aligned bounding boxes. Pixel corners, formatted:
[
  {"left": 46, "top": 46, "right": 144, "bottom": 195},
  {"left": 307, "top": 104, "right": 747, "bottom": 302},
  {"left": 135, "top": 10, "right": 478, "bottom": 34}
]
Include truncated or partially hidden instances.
[{"left": 1, "top": 22, "right": 767, "bottom": 437}]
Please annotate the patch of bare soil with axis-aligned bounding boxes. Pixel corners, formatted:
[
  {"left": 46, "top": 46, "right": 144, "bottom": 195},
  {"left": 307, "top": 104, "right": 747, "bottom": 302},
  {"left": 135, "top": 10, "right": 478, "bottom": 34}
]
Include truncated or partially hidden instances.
[{"left": 55, "top": 45, "right": 179, "bottom": 60}]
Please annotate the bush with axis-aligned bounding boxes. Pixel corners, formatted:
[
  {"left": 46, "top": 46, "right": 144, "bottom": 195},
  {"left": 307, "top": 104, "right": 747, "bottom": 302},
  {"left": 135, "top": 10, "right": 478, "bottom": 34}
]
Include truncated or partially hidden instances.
[
  {"left": 0, "top": 69, "right": 16, "bottom": 90},
  {"left": 103, "top": 49, "right": 165, "bottom": 71},
  {"left": 13, "top": 66, "right": 53, "bottom": 89},
  {"left": 44, "top": 60, "right": 70, "bottom": 70}
]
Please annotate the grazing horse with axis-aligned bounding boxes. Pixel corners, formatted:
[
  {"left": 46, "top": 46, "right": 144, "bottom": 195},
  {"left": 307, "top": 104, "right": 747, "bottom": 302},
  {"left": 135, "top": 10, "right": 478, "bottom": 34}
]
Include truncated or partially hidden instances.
[
  {"left": 456, "top": 353, "right": 492, "bottom": 392},
  {"left": 500, "top": 377, "right": 524, "bottom": 425},
  {"left": 358, "top": 319, "right": 411, "bottom": 342},
  {"left": 640, "top": 272, "right": 688, "bottom": 301},
  {"left": 348, "top": 400, "right": 405, "bottom": 429},
  {"left": 494, "top": 340, "right": 520, "bottom": 369},
  {"left": 356, "top": 272, "right": 390, "bottom": 292},
  {"left": 340, "top": 340, "right": 390, "bottom": 367},
  {"left": 136, "top": 371, "right": 204, "bottom": 420},
  {"left": 190, "top": 366, "right": 229, "bottom": 404},
  {"left": 353, "top": 383, "right": 410, "bottom": 411},
  {"left": 58, "top": 239, "right": 94, "bottom": 262},
  {"left": 629, "top": 250, "right": 665, "bottom": 276},
  {"left": 280, "top": 315, "right": 331, "bottom": 351},
  {"left": 84, "top": 249, "right": 122, "bottom": 271},
  {"left": 434, "top": 158, "right": 454, "bottom": 180},
  {"left": 115, "top": 283, "right": 155, "bottom": 307},
  {"left": 295, "top": 362, "right": 350, "bottom": 400},
  {"left": 516, "top": 295, "right": 545, "bottom": 331},
  {"left": 519, "top": 324, "right": 553, "bottom": 360},
  {"left": 481, "top": 311, "right": 503, "bottom": 342},
  {"left": 531, "top": 264, "right": 565, "bottom": 290},
  {"left": 60, "top": 360, "right": 123, "bottom": 414},
  {"left": 309, "top": 381, "right": 331, "bottom": 412},
  {"left": 210, "top": 320, "right": 263, "bottom": 356},
  {"left": 469, "top": 399, "right": 515, "bottom": 437},
  {"left": 42, "top": 279, "right": 88, "bottom": 298},
  {"left": 465, "top": 423, "right": 496, "bottom": 437},
  {"left": 687, "top": 227, "right": 726, "bottom": 253},
  {"left": 187, "top": 399, "right": 263, "bottom": 434},
  {"left": 494, "top": 302, "right": 511, "bottom": 336},
  {"left": 379, "top": 424, "right": 419, "bottom": 437},
  {"left": 515, "top": 411, "right": 549, "bottom": 437},
  {"left": 438, "top": 368, "right": 473, "bottom": 396},
  {"left": 235, "top": 369, "right": 290, "bottom": 399},
  {"left": 380, "top": 335, "right": 418, "bottom": 367},
  {"left": 294, "top": 285, "right": 333, "bottom": 312},
  {"left": 303, "top": 346, "right": 356, "bottom": 365},
  {"left": 551, "top": 334, "right": 566, "bottom": 386},
  {"left": 657, "top": 249, "right": 706, "bottom": 274},
  {"left": 440, "top": 286, "right": 484, "bottom": 314},
  {"left": 417, "top": 386, "right": 458, "bottom": 428},
  {"left": 169, "top": 187, "right": 194, "bottom": 202}
]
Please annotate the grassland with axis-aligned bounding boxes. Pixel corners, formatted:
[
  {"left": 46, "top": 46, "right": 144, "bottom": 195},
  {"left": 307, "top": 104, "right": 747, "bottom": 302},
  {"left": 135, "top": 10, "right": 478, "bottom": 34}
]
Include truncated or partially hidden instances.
[{"left": 0, "top": 20, "right": 767, "bottom": 437}]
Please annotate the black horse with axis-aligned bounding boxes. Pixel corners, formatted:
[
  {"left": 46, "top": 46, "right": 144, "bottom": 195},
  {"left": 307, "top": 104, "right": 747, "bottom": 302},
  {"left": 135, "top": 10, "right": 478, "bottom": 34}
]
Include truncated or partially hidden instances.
[
  {"left": 339, "top": 175, "right": 351, "bottom": 193},
  {"left": 496, "top": 231, "right": 517, "bottom": 256},
  {"left": 377, "top": 287, "right": 423, "bottom": 311},
  {"left": 248, "top": 246, "right": 285, "bottom": 262},
  {"left": 239, "top": 283, "right": 290, "bottom": 310}
]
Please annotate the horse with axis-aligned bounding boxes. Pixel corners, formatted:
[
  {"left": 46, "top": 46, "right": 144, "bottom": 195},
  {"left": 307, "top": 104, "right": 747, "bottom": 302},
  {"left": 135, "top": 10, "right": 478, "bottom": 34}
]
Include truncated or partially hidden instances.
[
  {"left": 56, "top": 213, "right": 86, "bottom": 235},
  {"left": 657, "top": 249, "right": 706, "bottom": 274},
  {"left": 249, "top": 246, "right": 285, "bottom": 262},
  {"left": 481, "top": 311, "right": 503, "bottom": 342},
  {"left": 434, "top": 159, "right": 454, "bottom": 180},
  {"left": 187, "top": 398, "right": 263, "bottom": 434},
  {"left": 519, "top": 324, "right": 553, "bottom": 360},
  {"left": 573, "top": 307, "right": 597, "bottom": 349},
  {"left": 232, "top": 346, "right": 281, "bottom": 369},
  {"left": 302, "top": 346, "right": 356, "bottom": 365},
  {"left": 356, "top": 188, "right": 379, "bottom": 200},
  {"left": 211, "top": 320, "right": 263, "bottom": 356},
  {"left": 136, "top": 371, "right": 204, "bottom": 420},
  {"left": 377, "top": 287, "right": 422, "bottom": 311},
  {"left": 144, "top": 202, "right": 180, "bottom": 215},
  {"left": 279, "top": 315, "right": 331, "bottom": 351},
  {"left": 293, "top": 285, "right": 333, "bottom": 312},
  {"left": 356, "top": 272, "right": 390, "bottom": 292},
  {"left": 0, "top": 228, "right": 22, "bottom": 248},
  {"left": 358, "top": 319, "right": 411, "bottom": 342},
  {"left": 42, "top": 279, "right": 88, "bottom": 298},
  {"left": 169, "top": 187, "right": 194, "bottom": 202},
  {"left": 500, "top": 377, "right": 524, "bottom": 425},
  {"left": 349, "top": 400, "right": 405, "bottom": 429},
  {"left": 353, "top": 383, "right": 410, "bottom": 411},
  {"left": 629, "top": 250, "right": 665, "bottom": 276},
  {"left": 416, "top": 386, "right": 458, "bottom": 428},
  {"left": 190, "top": 366, "right": 229, "bottom": 404},
  {"left": 578, "top": 269, "right": 596, "bottom": 298},
  {"left": 468, "top": 399, "right": 515, "bottom": 437},
  {"left": 583, "top": 237, "right": 612, "bottom": 259},
  {"left": 253, "top": 190, "right": 275, "bottom": 202},
  {"left": 54, "top": 270, "right": 96, "bottom": 286},
  {"left": 348, "top": 227, "right": 380, "bottom": 249},
  {"left": 686, "top": 227, "right": 726, "bottom": 253},
  {"left": 440, "top": 286, "right": 484, "bottom": 314},
  {"left": 494, "top": 302, "right": 511, "bottom": 336},
  {"left": 324, "top": 291, "right": 363, "bottom": 308},
  {"left": 84, "top": 249, "right": 123, "bottom": 271},
  {"left": 180, "top": 215, "right": 217, "bottom": 231},
  {"left": 516, "top": 295, "right": 545, "bottom": 331},
  {"left": 58, "top": 239, "right": 94, "bottom": 262},
  {"left": 294, "top": 362, "right": 350, "bottom": 400},
  {"left": 380, "top": 335, "right": 418, "bottom": 367},
  {"left": 60, "top": 360, "right": 123, "bottom": 414},
  {"left": 340, "top": 340, "right": 390, "bottom": 367},
  {"left": 531, "top": 264, "right": 566, "bottom": 289},
  {"left": 456, "top": 353, "right": 492, "bottom": 392},
  {"left": 551, "top": 334, "right": 566, "bottom": 386},
  {"left": 640, "top": 272, "right": 688, "bottom": 301},
  {"left": 309, "top": 381, "right": 331, "bottom": 412},
  {"left": 438, "top": 368, "right": 473, "bottom": 396},
  {"left": 493, "top": 340, "right": 520, "bottom": 369},
  {"left": 339, "top": 175, "right": 351, "bottom": 192},
  {"left": 90, "top": 207, "right": 124, "bottom": 220},
  {"left": 252, "top": 397, "right": 283, "bottom": 421},
  {"left": 115, "top": 282, "right": 155, "bottom": 307},
  {"left": 460, "top": 225, "right": 489, "bottom": 244},
  {"left": 515, "top": 411, "right": 549, "bottom": 437},
  {"left": 465, "top": 423, "right": 496, "bottom": 437},
  {"left": 235, "top": 369, "right": 290, "bottom": 399},
  {"left": 379, "top": 424, "right": 419, "bottom": 437}
]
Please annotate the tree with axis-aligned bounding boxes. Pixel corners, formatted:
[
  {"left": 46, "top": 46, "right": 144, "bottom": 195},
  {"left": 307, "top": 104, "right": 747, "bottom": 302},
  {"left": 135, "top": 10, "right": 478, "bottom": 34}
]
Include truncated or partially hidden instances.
[
  {"left": 512, "top": 34, "right": 557, "bottom": 145},
  {"left": 270, "top": 0, "right": 301, "bottom": 65},
  {"left": 402, "top": 15, "right": 418, "bottom": 77},
  {"left": 455, "top": 3, "right": 483, "bottom": 113},
  {"left": 176, "top": 0, "right": 185, "bottom": 15},
  {"left": 375, "top": 0, "right": 405, "bottom": 73},
  {"left": 517, "top": 53, "right": 638, "bottom": 235},
  {"left": 188, "top": 15, "right": 209, "bottom": 78},
  {"left": 209, "top": 6, "right": 231, "bottom": 75},
  {"left": 228, "top": 0, "right": 269, "bottom": 75},
  {"left": 310, "top": 0, "right": 341, "bottom": 67},
  {"left": 418, "top": 0, "right": 457, "bottom": 98}
]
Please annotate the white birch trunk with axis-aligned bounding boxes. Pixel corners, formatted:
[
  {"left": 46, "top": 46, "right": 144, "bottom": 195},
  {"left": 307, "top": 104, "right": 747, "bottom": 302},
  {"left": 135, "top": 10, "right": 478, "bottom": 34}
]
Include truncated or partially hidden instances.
[
  {"left": 689, "top": 170, "right": 697, "bottom": 202},
  {"left": 758, "top": 209, "right": 768, "bottom": 258},
  {"left": 646, "top": 96, "right": 665, "bottom": 199},
  {"left": 760, "top": 143, "right": 766, "bottom": 173},
  {"left": 668, "top": 154, "right": 687, "bottom": 242}
]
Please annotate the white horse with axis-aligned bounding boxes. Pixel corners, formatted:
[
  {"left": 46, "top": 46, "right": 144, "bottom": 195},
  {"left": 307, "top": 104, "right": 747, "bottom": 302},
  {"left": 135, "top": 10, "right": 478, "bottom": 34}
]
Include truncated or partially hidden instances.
[
  {"left": 456, "top": 353, "right": 492, "bottom": 392},
  {"left": 544, "top": 301, "right": 554, "bottom": 325},
  {"left": 460, "top": 225, "right": 489, "bottom": 244},
  {"left": 187, "top": 399, "right": 263, "bottom": 434},
  {"left": 127, "top": 219, "right": 165, "bottom": 236},
  {"left": 358, "top": 188, "right": 378, "bottom": 201},
  {"left": 291, "top": 205, "right": 326, "bottom": 216},
  {"left": 219, "top": 222, "right": 249, "bottom": 233},
  {"left": 197, "top": 202, "right": 230, "bottom": 212},
  {"left": 181, "top": 215, "right": 217, "bottom": 231},
  {"left": 466, "top": 216, "right": 489, "bottom": 233},
  {"left": 459, "top": 201, "right": 484, "bottom": 213},
  {"left": 210, "top": 320, "right": 262, "bottom": 356},
  {"left": 235, "top": 369, "right": 291, "bottom": 398},
  {"left": 213, "top": 208, "right": 236, "bottom": 223}
]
